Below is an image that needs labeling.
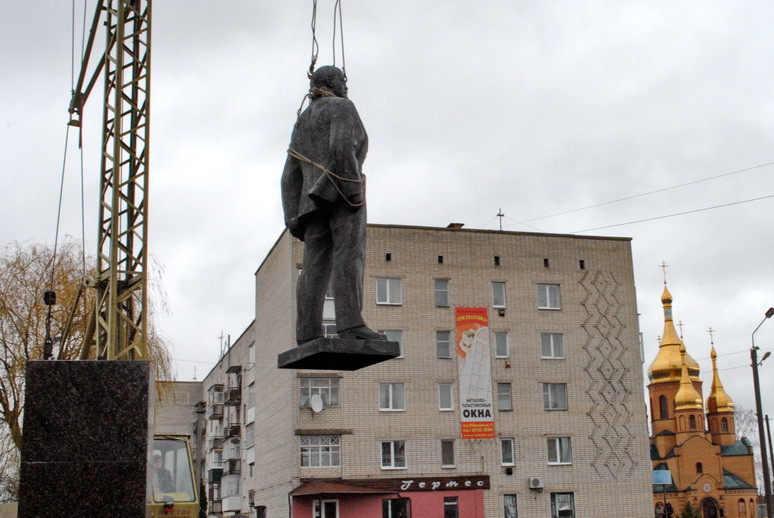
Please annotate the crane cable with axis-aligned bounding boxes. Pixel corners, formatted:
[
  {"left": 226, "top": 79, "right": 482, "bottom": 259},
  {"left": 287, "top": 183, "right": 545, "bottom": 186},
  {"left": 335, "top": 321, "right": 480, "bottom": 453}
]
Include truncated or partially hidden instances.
[
  {"left": 44, "top": 0, "right": 90, "bottom": 360},
  {"left": 308, "top": 0, "right": 347, "bottom": 78}
]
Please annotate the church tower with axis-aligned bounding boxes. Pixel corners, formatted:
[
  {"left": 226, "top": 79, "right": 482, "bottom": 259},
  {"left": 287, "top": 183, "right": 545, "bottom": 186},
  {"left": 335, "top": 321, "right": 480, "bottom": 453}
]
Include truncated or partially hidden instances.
[
  {"left": 706, "top": 346, "right": 736, "bottom": 446},
  {"left": 648, "top": 282, "right": 758, "bottom": 518}
]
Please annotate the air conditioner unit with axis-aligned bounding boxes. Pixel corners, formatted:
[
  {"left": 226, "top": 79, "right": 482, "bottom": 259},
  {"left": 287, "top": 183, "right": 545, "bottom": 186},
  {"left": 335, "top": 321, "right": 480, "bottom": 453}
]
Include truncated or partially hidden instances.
[{"left": 528, "top": 477, "right": 544, "bottom": 490}]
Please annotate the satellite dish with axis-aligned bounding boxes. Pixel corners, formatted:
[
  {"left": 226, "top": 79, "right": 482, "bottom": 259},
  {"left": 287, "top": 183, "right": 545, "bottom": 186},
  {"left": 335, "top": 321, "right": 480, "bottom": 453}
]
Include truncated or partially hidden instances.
[{"left": 310, "top": 394, "right": 324, "bottom": 413}]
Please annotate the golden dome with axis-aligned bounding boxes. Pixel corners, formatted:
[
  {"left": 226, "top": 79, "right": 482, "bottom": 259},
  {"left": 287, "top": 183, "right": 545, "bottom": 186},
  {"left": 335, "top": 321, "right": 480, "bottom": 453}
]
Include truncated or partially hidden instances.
[
  {"left": 648, "top": 285, "right": 701, "bottom": 382},
  {"left": 707, "top": 346, "right": 734, "bottom": 413},
  {"left": 674, "top": 343, "right": 704, "bottom": 410}
]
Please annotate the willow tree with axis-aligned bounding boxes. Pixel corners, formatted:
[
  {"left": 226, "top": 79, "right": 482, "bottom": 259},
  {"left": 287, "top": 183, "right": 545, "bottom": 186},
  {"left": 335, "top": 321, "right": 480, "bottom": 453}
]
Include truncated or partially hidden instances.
[{"left": 0, "top": 240, "right": 172, "bottom": 498}]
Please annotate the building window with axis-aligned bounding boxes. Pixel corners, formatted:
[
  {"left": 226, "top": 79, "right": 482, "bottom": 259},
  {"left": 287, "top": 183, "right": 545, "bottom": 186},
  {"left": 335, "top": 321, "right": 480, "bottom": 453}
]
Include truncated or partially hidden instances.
[
  {"left": 696, "top": 462, "right": 703, "bottom": 474},
  {"left": 492, "top": 282, "right": 506, "bottom": 308},
  {"left": 495, "top": 332, "right": 509, "bottom": 357},
  {"left": 245, "top": 423, "right": 254, "bottom": 449},
  {"left": 248, "top": 342, "right": 255, "bottom": 365},
  {"left": 377, "top": 278, "right": 402, "bottom": 305},
  {"left": 444, "top": 497, "right": 459, "bottom": 518},
  {"left": 210, "top": 448, "right": 223, "bottom": 469},
  {"left": 323, "top": 320, "right": 338, "bottom": 338},
  {"left": 500, "top": 438, "right": 515, "bottom": 465},
  {"left": 441, "top": 440, "right": 455, "bottom": 467},
  {"left": 689, "top": 415, "right": 696, "bottom": 429},
  {"left": 300, "top": 378, "right": 340, "bottom": 408},
  {"left": 541, "top": 333, "right": 564, "bottom": 358},
  {"left": 551, "top": 492, "right": 575, "bottom": 518},
  {"left": 659, "top": 395, "right": 668, "bottom": 419},
  {"left": 739, "top": 499, "right": 747, "bottom": 517},
  {"left": 379, "top": 383, "right": 405, "bottom": 411},
  {"left": 381, "top": 440, "right": 406, "bottom": 469},
  {"left": 379, "top": 330, "right": 404, "bottom": 357},
  {"left": 438, "top": 383, "right": 453, "bottom": 411},
  {"left": 435, "top": 279, "right": 450, "bottom": 307},
  {"left": 543, "top": 383, "right": 568, "bottom": 410},
  {"left": 547, "top": 437, "right": 572, "bottom": 465},
  {"left": 504, "top": 494, "right": 518, "bottom": 518},
  {"left": 497, "top": 383, "right": 513, "bottom": 410},
  {"left": 314, "top": 500, "right": 339, "bottom": 518},
  {"left": 537, "top": 284, "right": 561, "bottom": 310},
  {"left": 383, "top": 498, "right": 410, "bottom": 518},
  {"left": 436, "top": 331, "right": 452, "bottom": 358},
  {"left": 300, "top": 436, "right": 341, "bottom": 467},
  {"left": 721, "top": 417, "right": 729, "bottom": 432}
]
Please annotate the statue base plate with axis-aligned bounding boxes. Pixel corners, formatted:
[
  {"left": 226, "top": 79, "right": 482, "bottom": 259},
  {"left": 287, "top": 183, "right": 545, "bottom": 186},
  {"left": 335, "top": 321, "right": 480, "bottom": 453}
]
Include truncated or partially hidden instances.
[{"left": 278, "top": 338, "right": 400, "bottom": 370}]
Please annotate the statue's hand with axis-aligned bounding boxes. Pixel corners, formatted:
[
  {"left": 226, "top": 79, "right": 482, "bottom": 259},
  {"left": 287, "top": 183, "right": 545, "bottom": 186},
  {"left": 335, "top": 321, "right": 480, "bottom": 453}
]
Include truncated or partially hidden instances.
[{"left": 287, "top": 217, "right": 305, "bottom": 240}]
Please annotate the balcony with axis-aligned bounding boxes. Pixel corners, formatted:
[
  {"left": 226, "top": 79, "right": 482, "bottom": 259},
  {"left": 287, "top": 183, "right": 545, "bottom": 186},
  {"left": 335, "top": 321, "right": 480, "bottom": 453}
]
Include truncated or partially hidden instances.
[
  {"left": 224, "top": 386, "right": 242, "bottom": 406},
  {"left": 225, "top": 423, "right": 240, "bottom": 438},
  {"left": 222, "top": 495, "right": 241, "bottom": 513},
  {"left": 209, "top": 500, "right": 222, "bottom": 514},
  {"left": 209, "top": 436, "right": 224, "bottom": 450},
  {"left": 223, "top": 458, "right": 241, "bottom": 475},
  {"left": 207, "top": 403, "right": 223, "bottom": 420}
]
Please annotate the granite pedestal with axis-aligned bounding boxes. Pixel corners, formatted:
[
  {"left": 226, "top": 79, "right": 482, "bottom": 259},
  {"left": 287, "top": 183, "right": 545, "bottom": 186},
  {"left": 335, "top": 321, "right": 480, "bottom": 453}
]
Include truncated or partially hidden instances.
[
  {"left": 19, "top": 360, "right": 153, "bottom": 518},
  {"left": 278, "top": 338, "right": 400, "bottom": 370}
]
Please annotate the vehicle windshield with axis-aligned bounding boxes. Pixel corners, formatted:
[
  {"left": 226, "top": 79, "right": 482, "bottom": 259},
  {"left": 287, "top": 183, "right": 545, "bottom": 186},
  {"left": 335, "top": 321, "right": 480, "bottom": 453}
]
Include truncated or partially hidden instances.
[{"left": 151, "top": 437, "right": 196, "bottom": 503}]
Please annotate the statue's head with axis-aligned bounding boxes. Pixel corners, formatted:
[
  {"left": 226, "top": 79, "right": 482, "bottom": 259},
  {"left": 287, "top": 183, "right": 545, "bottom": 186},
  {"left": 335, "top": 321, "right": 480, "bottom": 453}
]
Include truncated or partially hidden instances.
[{"left": 309, "top": 66, "right": 348, "bottom": 99}]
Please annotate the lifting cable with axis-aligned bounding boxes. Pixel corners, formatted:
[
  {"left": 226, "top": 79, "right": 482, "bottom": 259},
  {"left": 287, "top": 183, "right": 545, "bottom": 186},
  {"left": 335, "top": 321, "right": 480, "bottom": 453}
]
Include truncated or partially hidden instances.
[
  {"left": 308, "top": 0, "right": 347, "bottom": 78},
  {"left": 44, "top": 0, "right": 91, "bottom": 360}
]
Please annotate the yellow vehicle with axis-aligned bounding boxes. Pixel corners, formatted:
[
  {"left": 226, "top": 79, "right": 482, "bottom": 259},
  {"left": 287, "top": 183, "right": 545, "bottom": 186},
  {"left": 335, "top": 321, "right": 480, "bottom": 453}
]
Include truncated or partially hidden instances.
[{"left": 150, "top": 435, "right": 199, "bottom": 517}]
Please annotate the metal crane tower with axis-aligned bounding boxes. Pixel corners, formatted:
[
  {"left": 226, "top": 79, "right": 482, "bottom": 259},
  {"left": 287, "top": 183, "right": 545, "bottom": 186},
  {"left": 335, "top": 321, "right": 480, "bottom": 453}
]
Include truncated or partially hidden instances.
[{"left": 74, "top": 0, "right": 152, "bottom": 361}]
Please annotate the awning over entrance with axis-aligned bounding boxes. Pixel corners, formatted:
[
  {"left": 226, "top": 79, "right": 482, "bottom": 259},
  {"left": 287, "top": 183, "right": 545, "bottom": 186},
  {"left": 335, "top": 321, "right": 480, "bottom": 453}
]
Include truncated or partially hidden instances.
[{"left": 290, "top": 480, "right": 396, "bottom": 497}]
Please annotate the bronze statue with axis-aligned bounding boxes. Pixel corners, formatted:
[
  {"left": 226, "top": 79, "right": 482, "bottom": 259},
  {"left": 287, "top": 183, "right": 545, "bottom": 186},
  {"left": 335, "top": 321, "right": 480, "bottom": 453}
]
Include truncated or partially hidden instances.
[{"left": 281, "top": 66, "right": 386, "bottom": 345}]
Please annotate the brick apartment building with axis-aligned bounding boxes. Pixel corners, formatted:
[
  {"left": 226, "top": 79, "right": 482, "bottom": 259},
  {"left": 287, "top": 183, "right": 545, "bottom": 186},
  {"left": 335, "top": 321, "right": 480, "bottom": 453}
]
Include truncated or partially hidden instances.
[{"left": 188, "top": 223, "right": 654, "bottom": 517}]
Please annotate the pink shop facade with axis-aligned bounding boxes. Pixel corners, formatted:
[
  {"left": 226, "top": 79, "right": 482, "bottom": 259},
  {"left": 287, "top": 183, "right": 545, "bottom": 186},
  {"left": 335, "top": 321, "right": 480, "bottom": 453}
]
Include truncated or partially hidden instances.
[{"left": 290, "top": 475, "right": 490, "bottom": 518}]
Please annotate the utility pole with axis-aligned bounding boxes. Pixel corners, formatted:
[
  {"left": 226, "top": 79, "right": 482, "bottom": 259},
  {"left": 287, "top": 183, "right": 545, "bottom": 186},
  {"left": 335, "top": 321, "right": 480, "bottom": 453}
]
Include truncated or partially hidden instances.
[{"left": 751, "top": 307, "right": 774, "bottom": 518}]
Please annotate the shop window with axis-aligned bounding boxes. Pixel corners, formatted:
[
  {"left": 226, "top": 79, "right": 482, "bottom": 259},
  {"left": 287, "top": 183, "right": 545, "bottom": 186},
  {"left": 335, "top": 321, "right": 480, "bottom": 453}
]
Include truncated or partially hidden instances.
[
  {"left": 383, "top": 498, "right": 410, "bottom": 518},
  {"left": 314, "top": 500, "right": 339, "bottom": 518},
  {"left": 444, "top": 497, "right": 459, "bottom": 518}
]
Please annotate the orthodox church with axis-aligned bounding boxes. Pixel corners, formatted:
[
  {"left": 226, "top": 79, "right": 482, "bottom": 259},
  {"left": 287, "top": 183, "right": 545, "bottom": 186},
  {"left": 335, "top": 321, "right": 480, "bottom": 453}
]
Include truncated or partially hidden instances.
[{"left": 648, "top": 284, "right": 758, "bottom": 518}]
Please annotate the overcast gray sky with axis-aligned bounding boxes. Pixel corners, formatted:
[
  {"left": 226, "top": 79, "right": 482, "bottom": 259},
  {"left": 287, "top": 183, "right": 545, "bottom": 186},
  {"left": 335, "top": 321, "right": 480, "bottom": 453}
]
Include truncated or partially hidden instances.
[{"left": 2, "top": 1, "right": 773, "bottom": 419}]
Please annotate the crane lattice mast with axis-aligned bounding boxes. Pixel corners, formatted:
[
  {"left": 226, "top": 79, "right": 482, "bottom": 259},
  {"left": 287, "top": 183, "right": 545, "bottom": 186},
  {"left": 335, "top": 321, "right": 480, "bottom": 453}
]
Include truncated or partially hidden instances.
[{"left": 78, "top": 0, "right": 152, "bottom": 360}]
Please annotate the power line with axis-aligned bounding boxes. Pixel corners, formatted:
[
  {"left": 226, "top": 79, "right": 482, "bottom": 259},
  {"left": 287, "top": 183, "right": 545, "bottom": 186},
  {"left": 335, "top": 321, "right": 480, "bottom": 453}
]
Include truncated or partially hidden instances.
[
  {"left": 572, "top": 194, "right": 774, "bottom": 233},
  {"left": 518, "top": 160, "right": 774, "bottom": 225}
]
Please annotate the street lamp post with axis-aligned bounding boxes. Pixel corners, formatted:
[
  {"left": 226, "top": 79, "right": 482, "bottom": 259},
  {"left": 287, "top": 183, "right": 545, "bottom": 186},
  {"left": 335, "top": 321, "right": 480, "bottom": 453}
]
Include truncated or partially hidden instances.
[{"left": 752, "top": 307, "right": 774, "bottom": 518}]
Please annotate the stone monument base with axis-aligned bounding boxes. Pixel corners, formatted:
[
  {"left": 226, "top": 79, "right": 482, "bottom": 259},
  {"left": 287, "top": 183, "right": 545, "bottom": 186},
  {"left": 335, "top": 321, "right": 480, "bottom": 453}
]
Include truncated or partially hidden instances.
[
  {"left": 19, "top": 360, "right": 152, "bottom": 518},
  {"left": 278, "top": 338, "right": 400, "bottom": 370}
]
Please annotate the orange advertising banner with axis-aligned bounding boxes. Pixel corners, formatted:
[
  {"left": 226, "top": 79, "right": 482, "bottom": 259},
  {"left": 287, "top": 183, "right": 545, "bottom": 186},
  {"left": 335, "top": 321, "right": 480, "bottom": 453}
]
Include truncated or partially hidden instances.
[{"left": 456, "top": 307, "right": 495, "bottom": 439}]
